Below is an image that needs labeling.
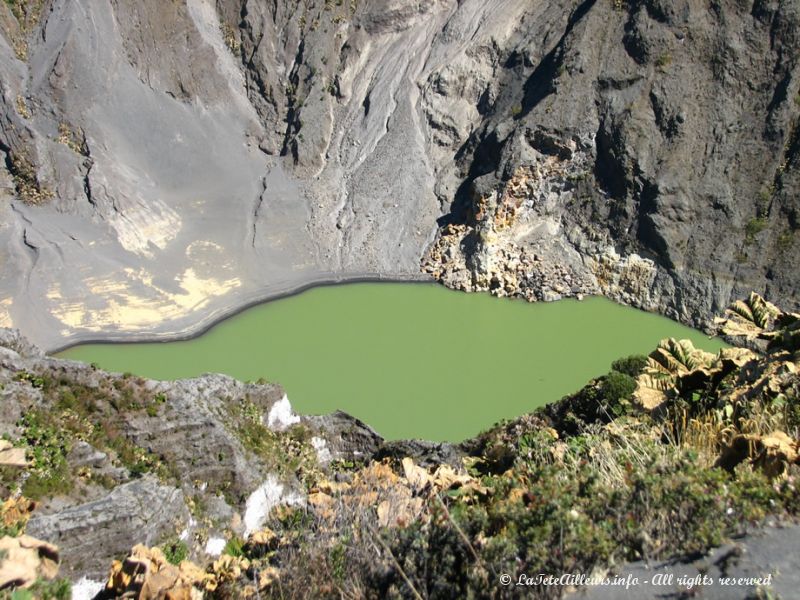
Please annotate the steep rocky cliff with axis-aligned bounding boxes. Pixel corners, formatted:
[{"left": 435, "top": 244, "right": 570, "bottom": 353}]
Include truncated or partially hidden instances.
[
  {"left": 0, "top": 0, "right": 798, "bottom": 350},
  {"left": 424, "top": 0, "right": 800, "bottom": 329}
]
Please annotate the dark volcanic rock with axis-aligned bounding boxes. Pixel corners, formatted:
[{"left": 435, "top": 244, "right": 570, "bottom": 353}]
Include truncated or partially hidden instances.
[
  {"left": 305, "top": 410, "right": 384, "bottom": 461},
  {"left": 423, "top": 0, "right": 800, "bottom": 329},
  {"left": 374, "top": 439, "right": 464, "bottom": 468}
]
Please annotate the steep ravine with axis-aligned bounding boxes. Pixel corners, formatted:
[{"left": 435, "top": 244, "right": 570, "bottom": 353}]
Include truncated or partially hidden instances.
[{"left": 0, "top": 0, "right": 798, "bottom": 351}]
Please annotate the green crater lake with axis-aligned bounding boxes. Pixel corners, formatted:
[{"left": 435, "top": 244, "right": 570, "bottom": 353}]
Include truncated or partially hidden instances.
[{"left": 58, "top": 283, "right": 726, "bottom": 441}]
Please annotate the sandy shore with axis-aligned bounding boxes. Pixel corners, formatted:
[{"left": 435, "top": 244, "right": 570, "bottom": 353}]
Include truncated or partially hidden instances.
[{"left": 46, "top": 271, "right": 434, "bottom": 354}]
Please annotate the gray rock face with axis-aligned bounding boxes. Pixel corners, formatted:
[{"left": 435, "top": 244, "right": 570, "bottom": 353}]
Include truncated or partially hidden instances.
[
  {"left": 422, "top": 0, "right": 800, "bottom": 330},
  {"left": 25, "top": 476, "right": 189, "bottom": 580},
  {"left": 572, "top": 523, "right": 800, "bottom": 600},
  {"left": 305, "top": 410, "right": 384, "bottom": 460},
  {"left": 0, "top": 328, "right": 44, "bottom": 359},
  {"left": 2, "top": 0, "right": 796, "bottom": 350},
  {"left": 374, "top": 439, "right": 463, "bottom": 468}
]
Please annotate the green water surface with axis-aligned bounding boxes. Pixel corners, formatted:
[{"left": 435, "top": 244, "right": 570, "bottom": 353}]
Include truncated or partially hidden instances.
[{"left": 58, "top": 283, "right": 725, "bottom": 441}]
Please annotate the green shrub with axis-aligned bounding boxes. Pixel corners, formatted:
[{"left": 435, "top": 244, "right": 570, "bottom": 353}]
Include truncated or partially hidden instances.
[
  {"left": 602, "top": 371, "right": 637, "bottom": 404},
  {"left": 745, "top": 217, "right": 767, "bottom": 243},
  {"left": 161, "top": 538, "right": 189, "bottom": 565},
  {"left": 17, "top": 412, "right": 73, "bottom": 500},
  {"left": 14, "top": 371, "right": 46, "bottom": 389},
  {"left": 611, "top": 354, "right": 648, "bottom": 377},
  {"left": 2, "top": 578, "right": 71, "bottom": 600},
  {"left": 223, "top": 536, "right": 246, "bottom": 557}
]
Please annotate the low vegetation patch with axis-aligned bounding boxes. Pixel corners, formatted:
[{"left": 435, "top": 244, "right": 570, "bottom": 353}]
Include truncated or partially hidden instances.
[
  {"left": 745, "top": 216, "right": 767, "bottom": 244},
  {"left": 161, "top": 537, "right": 190, "bottom": 566},
  {"left": 0, "top": 578, "right": 71, "bottom": 600},
  {"left": 0, "top": 370, "right": 172, "bottom": 499},
  {"left": 5, "top": 152, "right": 53, "bottom": 205},
  {"left": 229, "top": 397, "right": 322, "bottom": 487}
]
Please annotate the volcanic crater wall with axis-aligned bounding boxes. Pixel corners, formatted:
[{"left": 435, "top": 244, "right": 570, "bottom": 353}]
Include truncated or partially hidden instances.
[{"left": 0, "top": 0, "right": 798, "bottom": 349}]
